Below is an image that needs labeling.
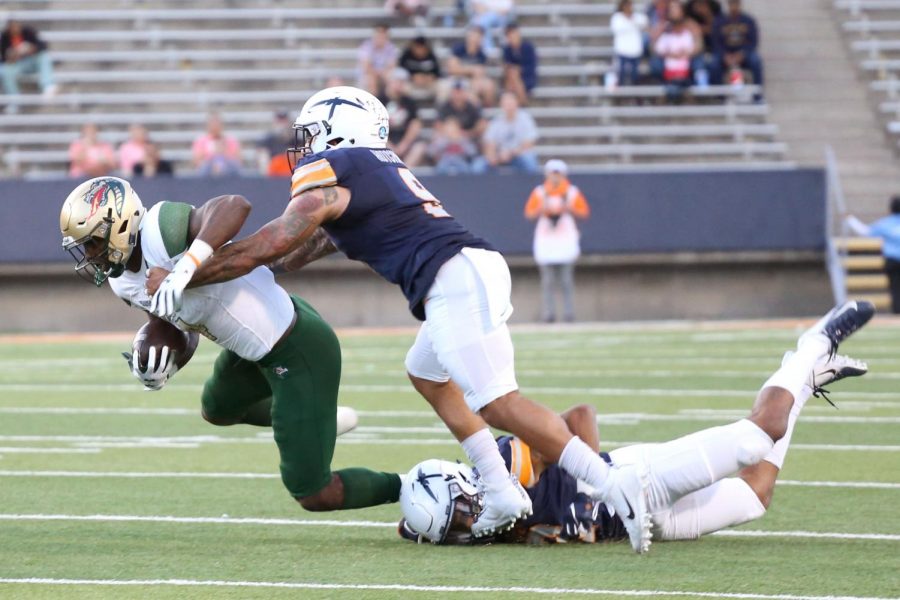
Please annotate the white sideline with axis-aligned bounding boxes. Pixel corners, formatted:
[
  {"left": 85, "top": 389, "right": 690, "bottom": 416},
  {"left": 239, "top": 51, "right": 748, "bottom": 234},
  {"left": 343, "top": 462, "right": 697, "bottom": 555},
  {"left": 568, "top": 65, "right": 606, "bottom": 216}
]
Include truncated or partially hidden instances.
[
  {"left": 0, "top": 514, "right": 896, "bottom": 542},
  {"left": 0, "top": 470, "right": 897, "bottom": 490},
  {"left": 0, "top": 578, "right": 892, "bottom": 600}
]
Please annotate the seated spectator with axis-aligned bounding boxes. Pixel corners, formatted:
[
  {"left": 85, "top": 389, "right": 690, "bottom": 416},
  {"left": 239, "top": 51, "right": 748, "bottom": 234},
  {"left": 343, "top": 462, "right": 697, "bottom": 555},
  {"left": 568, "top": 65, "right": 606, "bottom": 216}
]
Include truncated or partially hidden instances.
[
  {"left": 428, "top": 116, "right": 481, "bottom": 175},
  {"left": 611, "top": 0, "right": 648, "bottom": 86},
  {"left": 474, "top": 91, "right": 539, "bottom": 173},
  {"left": 713, "top": 0, "right": 763, "bottom": 95},
  {"left": 1, "top": 20, "right": 57, "bottom": 110},
  {"left": 502, "top": 23, "right": 538, "bottom": 105},
  {"left": 118, "top": 124, "right": 172, "bottom": 177},
  {"left": 436, "top": 79, "right": 487, "bottom": 142},
  {"left": 469, "top": 0, "right": 516, "bottom": 53},
  {"left": 399, "top": 35, "right": 442, "bottom": 100},
  {"left": 446, "top": 26, "right": 497, "bottom": 107},
  {"left": 357, "top": 24, "right": 398, "bottom": 97},
  {"left": 255, "top": 110, "right": 293, "bottom": 177},
  {"left": 647, "top": 0, "right": 673, "bottom": 44},
  {"left": 382, "top": 70, "right": 427, "bottom": 167},
  {"left": 192, "top": 112, "right": 242, "bottom": 177},
  {"left": 686, "top": 0, "right": 722, "bottom": 85},
  {"left": 651, "top": 2, "right": 697, "bottom": 88},
  {"left": 68, "top": 123, "right": 115, "bottom": 178}
]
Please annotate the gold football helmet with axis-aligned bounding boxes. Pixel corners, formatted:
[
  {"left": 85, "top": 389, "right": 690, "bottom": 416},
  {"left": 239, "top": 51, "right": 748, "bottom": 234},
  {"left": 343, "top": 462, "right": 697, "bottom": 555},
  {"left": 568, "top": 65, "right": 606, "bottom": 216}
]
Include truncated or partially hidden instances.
[{"left": 60, "top": 177, "right": 145, "bottom": 286}]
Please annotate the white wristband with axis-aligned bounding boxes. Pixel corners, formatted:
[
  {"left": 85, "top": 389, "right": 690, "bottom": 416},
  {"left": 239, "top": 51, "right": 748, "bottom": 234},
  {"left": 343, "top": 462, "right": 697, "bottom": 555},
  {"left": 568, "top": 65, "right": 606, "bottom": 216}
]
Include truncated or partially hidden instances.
[{"left": 181, "top": 239, "right": 214, "bottom": 269}]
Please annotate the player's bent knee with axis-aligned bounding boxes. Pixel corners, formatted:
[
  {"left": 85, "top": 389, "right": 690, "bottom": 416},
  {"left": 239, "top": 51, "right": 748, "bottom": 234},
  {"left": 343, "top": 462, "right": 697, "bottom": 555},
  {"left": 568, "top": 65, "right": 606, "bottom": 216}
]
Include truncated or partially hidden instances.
[
  {"left": 294, "top": 474, "right": 344, "bottom": 512},
  {"left": 478, "top": 390, "right": 522, "bottom": 428}
]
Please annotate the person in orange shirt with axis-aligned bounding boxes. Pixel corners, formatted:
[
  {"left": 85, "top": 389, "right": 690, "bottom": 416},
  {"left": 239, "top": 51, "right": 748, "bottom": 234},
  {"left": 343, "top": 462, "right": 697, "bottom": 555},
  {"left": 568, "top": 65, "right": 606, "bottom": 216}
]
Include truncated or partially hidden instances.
[{"left": 524, "top": 159, "right": 590, "bottom": 323}]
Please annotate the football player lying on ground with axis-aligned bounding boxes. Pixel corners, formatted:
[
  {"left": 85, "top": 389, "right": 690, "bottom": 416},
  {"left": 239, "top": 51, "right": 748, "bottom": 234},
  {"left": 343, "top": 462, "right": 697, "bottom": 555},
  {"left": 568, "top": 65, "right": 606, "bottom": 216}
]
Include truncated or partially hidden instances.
[
  {"left": 143, "top": 86, "right": 655, "bottom": 552},
  {"left": 397, "top": 303, "right": 872, "bottom": 545},
  {"left": 59, "top": 176, "right": 401, "bottom": 513}
]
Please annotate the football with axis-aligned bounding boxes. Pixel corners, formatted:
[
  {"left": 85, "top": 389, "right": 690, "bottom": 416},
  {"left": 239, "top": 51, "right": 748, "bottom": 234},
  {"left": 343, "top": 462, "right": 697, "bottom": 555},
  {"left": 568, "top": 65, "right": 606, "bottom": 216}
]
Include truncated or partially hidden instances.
[{"left": 132, "top": 319, "right": 191, "bottom": 371}]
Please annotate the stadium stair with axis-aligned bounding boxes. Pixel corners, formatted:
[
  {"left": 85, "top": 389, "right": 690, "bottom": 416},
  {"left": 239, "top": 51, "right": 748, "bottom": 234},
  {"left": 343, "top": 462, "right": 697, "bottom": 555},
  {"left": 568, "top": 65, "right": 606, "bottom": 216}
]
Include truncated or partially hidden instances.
[{"left": 836, "top": 235, "right": 893, "bottom": 309}]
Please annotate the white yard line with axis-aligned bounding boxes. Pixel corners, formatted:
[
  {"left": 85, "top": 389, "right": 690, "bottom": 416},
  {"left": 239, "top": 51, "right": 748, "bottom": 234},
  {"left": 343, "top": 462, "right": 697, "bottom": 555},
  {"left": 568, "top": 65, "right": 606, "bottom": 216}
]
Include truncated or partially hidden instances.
[
  {"left": 0, "top": 470, "right": 895, "bottom": 490},
  {"left": 0, "top": 578, "right": 893, "bottom": 600},
  {"left": 0, "top": 514, "right": 896, "bottom": 543}
]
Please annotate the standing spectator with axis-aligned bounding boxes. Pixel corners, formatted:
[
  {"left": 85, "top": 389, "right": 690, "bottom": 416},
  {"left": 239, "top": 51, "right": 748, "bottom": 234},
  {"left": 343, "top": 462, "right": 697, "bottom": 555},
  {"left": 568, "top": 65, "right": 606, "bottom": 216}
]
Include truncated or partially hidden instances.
[
  {"left": 255, "top": 109, "right": 293, "bottom": 176},
  {"left": 846, "top": 198, "right": 900, "bottom": 314},
  {"left": 382, "top": 70, "right": 427, "bottom": 167},
  {"left": 68, "top": 123, "right": 115, "bottom": 178},
  {"left": 398, "top": 35, "right": 442, "bottom": 100},
  {"left": 469, "top": 0, "right": 516, "bottom": 53},
  {"left": 446, "top": 26, "right": 497, "bottom": 107},
  {"left": 651, "top": 2, "right": 697, "bottom": 87},
  {"left": 436, "top": 79, "right": 487, "bottom": 142},
  {"left": 428, "top": 116, "right": 480, "bottom": 175},
  {"left": 610, "top": 0, "right": 648, "bottom": 86},
  {"left": 357, "top": 24, "right": 398, "bottom": 97},
  {"left": 1, "top": 20, "right": 57, "bottom": 111},
  {"left": 524, "top": 159, "right": 590, "bottom": 323},
  {"left": 713, "top": 0, "right": 763, "bottom": 92},
  {"left": 118, "top": 124, "right": 171, "bottom": 177},
  {"left": 192, "top": 112, "right": 242, "bottom": 177},
  {"left": 475, "top": 90, "right": 539, "bottom": 173},
  {"left": 502, "top": 23, "right": 538, "bottom": 105}
]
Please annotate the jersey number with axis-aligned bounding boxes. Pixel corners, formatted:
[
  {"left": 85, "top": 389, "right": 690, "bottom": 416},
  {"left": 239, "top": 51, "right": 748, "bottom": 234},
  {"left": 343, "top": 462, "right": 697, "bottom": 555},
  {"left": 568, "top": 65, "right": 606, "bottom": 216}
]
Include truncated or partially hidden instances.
[{"left": 398, "top": 167, "right": 451, "bottom": 218}]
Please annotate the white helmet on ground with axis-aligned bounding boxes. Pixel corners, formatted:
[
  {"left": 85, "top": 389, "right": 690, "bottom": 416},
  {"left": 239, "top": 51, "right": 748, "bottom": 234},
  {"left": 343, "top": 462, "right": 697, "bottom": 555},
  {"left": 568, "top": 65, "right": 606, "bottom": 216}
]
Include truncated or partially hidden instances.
[
  {"left": 400, "top": 459, "right": 482, "bottom": 544},
  {"left": 289, "top": 86, "right": 390, "bottom": 161},
  {"left": 60, "top": 176, "right": 145, "bottom": 286}
]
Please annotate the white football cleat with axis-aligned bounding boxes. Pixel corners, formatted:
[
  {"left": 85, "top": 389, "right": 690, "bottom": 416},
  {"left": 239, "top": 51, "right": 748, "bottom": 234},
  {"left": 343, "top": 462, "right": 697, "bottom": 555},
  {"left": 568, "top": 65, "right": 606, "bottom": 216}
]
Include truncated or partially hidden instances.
[
  {"left": 594, "top": 463, "right": 652, "bottom": 554},
  {"left": 471, "top": 475, "right": 532, "bottom": 538},
  {"left": 336, "top": 406, "right": 359, "bottom": 437},
  {"left": 782, "top": 352, "right": 868, "bottom": 407}
]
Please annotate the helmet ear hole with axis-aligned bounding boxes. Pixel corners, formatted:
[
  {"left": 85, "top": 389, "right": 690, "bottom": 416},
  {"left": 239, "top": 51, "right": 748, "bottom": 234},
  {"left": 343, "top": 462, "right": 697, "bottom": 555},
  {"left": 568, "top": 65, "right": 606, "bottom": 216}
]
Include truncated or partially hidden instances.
[{"left": 117, "top": 219, "right": 129, "bottom": 234}]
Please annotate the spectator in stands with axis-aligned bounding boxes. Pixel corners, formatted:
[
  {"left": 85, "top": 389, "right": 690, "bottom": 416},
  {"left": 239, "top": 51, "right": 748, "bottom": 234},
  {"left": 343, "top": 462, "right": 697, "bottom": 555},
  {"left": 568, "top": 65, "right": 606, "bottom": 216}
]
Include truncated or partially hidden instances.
[
  {"left": 382, "top": 69, "right": 427, "bottom": 167},
  {"left": 255, "top": 109, "right": 293, "bottom": 177},
  {"left": 469, "top": 0, "right": 516, "bottom": 53},
  {"left": 446, "top": 26, "right": 498, "bottom": 107},
  {"left": 524, "top": 159, "right": 590, "bottom": 323},
  {"left": 686, "top": 0, "right": 722, "bottom": 53},
  {"left": 428, "top": 116, "right": 481, "bottom": 175},
  {"left": 474, "top": 90, "right": 539, "bottom": 173},
  {"left": 647, "top": 0, "right": 673, "bottom": 45},
  {"left": 398, "top": 35, "right": 442, "bottom": 100},
  {"left": 68, "top": 123, "right": 115, "bottom": 179},
  {"left": 651, "top": 2, "right": 698, "bottom": 90},
  {"left": 1, "top": 20, "right": 57, "bottom": 110},
  {"left": 436, "top": 79, "right": 487, "bottom": 142},
  {"left": 357, "top": 23, "right": 398, "bottom": 97},
  {"left": 118, "top": 124, "right": 172, "bottom": 178},
  {"left": 192, "top": 112, "right": 242, "bottom": 177},
  {"left": 502, "top": 23, "right": 538, "bottom": 105},
  {"left": 712, "top": 0, "right": 763, "bottom": 93},
  {"left": 611, "top": 0, "right": 648, "bottom": 86},
  {"left": 846, "top": 198, "right": 900, "bottom": 314},
  {"left": 384, "top": 0, "right": 430, "bottom": 23}
]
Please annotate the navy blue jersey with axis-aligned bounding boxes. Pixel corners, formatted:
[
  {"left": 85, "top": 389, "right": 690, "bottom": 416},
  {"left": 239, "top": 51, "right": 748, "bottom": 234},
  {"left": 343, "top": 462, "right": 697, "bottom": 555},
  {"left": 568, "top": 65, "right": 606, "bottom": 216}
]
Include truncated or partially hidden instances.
[
  {"left": 291, "top": 147, "right": 495, "bottom": 320},
  {"left": 496, "top": 436, "right": 627, "bottom": 542}
]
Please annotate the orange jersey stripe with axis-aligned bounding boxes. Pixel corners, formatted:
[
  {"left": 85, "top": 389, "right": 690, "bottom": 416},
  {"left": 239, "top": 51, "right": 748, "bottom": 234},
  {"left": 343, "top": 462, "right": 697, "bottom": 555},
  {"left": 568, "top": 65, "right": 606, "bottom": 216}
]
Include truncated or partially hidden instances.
[
  {"left": 290, "top": 159, "right": 338, "bottom": 198},
  {"left": 509, "top": 438, "right": 535, "bottom": 488}
]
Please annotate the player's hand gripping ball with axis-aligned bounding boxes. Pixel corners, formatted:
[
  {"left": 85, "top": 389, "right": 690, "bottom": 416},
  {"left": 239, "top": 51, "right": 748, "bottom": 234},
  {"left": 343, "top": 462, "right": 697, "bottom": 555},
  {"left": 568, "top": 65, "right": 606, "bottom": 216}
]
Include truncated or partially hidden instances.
[{"left": 123, "top": 320, "right": 189, "bottom": 391}]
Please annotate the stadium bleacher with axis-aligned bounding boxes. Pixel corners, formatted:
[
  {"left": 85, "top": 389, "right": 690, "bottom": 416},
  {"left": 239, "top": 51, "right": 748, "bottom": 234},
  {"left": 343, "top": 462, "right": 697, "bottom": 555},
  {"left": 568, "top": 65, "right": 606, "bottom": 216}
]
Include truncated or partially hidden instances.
[{"left": 0, "top": 0, "right": 784, "bottom": 177}]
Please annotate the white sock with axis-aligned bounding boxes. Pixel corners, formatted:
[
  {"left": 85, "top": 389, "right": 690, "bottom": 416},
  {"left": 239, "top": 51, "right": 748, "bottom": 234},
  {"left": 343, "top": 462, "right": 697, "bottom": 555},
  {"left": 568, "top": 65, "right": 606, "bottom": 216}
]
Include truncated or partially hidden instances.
[
  {"left": 763, "top": 335, "right": 829, "bottom": 401},
  {"left": 461, "top": 428, "right": 509, "bottom": 491},
  {"left": 656, "top": 477, "right": 766, "bottom": 541},
  {"left": 763, "top": 383, "right": 813, "bottom": 469},
  {"left": 558, "top": 436, "right": 611, "bottom": 492}
]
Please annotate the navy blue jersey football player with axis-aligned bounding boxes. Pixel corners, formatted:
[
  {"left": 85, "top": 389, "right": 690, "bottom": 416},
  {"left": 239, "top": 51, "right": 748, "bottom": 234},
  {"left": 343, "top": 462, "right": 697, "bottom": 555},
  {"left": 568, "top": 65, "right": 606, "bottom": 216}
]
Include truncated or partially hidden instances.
[{"left": 146, "top": 87, "right": 666, "bottom": 553}]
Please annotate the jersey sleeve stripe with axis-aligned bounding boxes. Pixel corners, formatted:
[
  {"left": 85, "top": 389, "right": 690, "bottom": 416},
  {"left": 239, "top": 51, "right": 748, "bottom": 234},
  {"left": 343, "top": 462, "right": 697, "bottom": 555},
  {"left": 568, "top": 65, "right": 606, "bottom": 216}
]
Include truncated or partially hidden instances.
[
  {"left": 509, "top": 438, "right": 535, "bottom": 488},
  {"left": 291, "top": 159, "right": 338, "bottom": 197}
]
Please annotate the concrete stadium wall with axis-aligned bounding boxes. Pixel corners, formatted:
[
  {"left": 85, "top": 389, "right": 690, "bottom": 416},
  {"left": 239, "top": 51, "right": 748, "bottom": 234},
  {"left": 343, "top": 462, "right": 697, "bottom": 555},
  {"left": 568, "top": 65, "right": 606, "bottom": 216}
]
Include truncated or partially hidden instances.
[{"left": 0, "top": 169, "right": 830, "bottom": 332}]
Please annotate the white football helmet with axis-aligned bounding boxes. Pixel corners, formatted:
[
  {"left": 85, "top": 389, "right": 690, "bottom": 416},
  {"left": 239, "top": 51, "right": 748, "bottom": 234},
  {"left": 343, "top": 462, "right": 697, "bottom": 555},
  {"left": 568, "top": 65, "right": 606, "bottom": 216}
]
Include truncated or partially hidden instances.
[
  {"left": 400, "top": 459, "right": 482, "bottom": 544},
  {"left": 60, "top": 177, "right": 145, "bottom": 286},
  {"left": 289, "top": 86, "right": 390, "bottom": 162}
]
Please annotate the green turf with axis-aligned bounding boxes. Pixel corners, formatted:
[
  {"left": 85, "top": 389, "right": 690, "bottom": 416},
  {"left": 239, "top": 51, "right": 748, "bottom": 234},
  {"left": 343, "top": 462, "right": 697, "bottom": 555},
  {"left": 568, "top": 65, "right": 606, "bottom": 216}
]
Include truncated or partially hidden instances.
[{"left": 0, "top": 321, "right": 898, "bottom": 599}]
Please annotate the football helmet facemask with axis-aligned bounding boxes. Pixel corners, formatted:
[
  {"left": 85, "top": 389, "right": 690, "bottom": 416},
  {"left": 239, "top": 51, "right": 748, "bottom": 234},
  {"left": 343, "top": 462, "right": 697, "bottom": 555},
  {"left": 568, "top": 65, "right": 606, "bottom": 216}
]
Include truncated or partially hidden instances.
[
  {"left": 400, "top": 459, "right": 483, "bottom": 545},
  {"left": 287, "top": 86, "right": 390, "bottom": 168},
  {"left": 60, "top": 176, "right": 145, "bottom": 286}
]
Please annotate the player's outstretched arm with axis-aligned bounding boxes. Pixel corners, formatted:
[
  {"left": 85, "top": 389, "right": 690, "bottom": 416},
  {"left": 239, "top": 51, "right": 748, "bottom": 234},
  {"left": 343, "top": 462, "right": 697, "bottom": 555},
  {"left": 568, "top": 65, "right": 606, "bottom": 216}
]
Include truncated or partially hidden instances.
[
  {"left": 268, "top": 227, "right": 338, "bottom": 274},
  {"left": 188, "top": 186, "right": 349, "bottom": 287}
]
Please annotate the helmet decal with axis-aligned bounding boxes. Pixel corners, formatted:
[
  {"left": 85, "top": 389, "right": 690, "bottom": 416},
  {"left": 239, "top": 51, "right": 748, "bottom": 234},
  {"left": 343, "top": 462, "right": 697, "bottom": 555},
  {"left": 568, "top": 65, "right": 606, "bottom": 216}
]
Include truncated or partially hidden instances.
[
  {"left": 85, "top": 178, "right": 126, "bottom": 219},
  {"left": 378, "top": 125, "right": 388, "bottom": 140},
  {"left": 312, "top": 96, "right": 366, "bottom": 120},
  {"left": 416, "top": 468, "right": 443, "bottom": 502}
]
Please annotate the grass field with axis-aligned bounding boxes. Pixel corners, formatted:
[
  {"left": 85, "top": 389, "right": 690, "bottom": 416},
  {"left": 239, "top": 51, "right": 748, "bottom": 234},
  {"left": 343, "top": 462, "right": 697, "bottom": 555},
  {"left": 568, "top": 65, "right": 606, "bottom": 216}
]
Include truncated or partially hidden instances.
[{"left": 0, "top": 318, "right": 898, "bottom": 600}]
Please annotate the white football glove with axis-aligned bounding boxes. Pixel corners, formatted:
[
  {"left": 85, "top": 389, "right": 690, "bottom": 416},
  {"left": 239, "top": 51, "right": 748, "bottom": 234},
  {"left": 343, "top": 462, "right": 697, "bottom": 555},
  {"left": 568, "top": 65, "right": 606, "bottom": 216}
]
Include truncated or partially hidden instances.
[{"left": 123, "top": 345, "right": 179, "bottom": 391}]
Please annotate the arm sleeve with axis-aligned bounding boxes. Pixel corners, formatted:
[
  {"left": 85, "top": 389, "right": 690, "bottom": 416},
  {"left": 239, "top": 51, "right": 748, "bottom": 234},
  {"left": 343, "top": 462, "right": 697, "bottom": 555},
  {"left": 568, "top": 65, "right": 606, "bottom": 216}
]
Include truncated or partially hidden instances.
[
  {"left": 524, "top": 189, "right": 542, "bottom": 218},
  {"left": 570, "top": 188, "right": 590, "bottom": 219},
  {"left": 746, "top": 16, "right": 758, "bottom": 52}
]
